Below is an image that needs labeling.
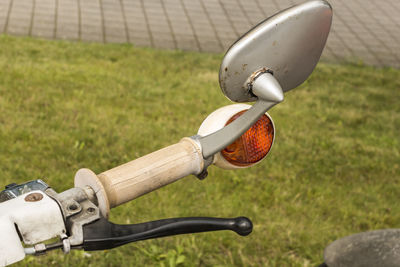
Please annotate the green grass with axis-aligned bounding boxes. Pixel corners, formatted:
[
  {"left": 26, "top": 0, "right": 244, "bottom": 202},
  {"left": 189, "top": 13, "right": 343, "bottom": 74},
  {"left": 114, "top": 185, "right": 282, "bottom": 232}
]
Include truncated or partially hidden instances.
[{"left": 0, "top": 35, "right": 399, "bottom": 266}]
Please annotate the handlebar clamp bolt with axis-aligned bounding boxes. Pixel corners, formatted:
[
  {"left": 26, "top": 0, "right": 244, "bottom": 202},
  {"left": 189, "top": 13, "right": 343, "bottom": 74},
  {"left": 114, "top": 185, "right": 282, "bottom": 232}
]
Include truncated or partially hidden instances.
[
  {"left": 87, "top": 207, "right": 96, "bottom": 214},
  {"left": 68, "top": 203, "right": 79, "bottom": 211}
]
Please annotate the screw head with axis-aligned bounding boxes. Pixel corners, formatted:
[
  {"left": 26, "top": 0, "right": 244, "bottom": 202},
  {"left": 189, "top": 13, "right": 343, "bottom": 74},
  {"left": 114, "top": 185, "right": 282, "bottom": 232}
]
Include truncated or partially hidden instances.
[
  {"left": 68, "top": 204, "right": 79, "bottom": 211},
  {"left": 25, "top": 193, "right": 43, "bottom": 202},
  {"left": 87, "top": 207, "right": 96, "bottom": 214}
]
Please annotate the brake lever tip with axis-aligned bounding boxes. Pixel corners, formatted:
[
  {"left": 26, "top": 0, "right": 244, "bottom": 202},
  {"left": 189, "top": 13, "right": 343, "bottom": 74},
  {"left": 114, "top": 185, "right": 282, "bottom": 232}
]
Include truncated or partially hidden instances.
[{"left": 233, "top": 217, "right": 253, "bottom": 236}]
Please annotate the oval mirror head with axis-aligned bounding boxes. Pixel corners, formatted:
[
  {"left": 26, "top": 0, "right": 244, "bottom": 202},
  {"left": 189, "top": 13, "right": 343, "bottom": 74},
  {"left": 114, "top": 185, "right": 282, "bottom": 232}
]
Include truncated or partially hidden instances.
[{"left": 219, "top": 0, "right": 332, "bottom": 103}]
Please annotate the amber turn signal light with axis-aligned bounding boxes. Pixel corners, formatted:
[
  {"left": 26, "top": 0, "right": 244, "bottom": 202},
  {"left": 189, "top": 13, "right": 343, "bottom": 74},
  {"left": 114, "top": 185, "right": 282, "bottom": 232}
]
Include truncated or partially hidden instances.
[
  {"left": 197, "top": 104, "right": 274, "bottom": 169},
  {"left": 221, "top": 110, "right": 274, "bottom": 167}
]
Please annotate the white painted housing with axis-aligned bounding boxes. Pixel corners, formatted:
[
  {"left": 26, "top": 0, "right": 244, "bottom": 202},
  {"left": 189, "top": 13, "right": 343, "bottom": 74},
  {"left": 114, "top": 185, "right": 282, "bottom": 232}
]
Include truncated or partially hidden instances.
[{"left": 0, "top": 191, "right": 65, "bottom": 266}]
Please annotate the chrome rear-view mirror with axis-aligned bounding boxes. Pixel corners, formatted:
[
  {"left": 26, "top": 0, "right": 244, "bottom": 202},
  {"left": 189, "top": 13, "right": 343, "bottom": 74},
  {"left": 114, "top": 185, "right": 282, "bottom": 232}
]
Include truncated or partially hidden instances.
[{"left": 197, "top": 0, "right": 333, "bottom": 160}]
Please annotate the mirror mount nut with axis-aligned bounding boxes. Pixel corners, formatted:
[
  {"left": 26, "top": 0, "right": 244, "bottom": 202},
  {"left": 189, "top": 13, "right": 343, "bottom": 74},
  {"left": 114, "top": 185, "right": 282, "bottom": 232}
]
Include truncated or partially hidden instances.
[
  {"left": 246, "top": 68, "right": 273, "bottom": 91},
  {"left": 249, "top": 71, "right": 284, "bottom": 103}
]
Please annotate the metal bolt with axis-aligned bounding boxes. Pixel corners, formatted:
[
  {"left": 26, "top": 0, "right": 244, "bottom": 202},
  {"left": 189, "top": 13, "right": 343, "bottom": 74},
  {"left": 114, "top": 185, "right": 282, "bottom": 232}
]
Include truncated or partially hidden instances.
[
  {"left": 68, "top": 204, "right": 79, "bottom": 211},
  {"left": 196, "top": 170, "right": 208, "bottom": 180},
  {"left": 25, "top": 193, "right": 43, "bottom": 202},
  {"left": 87, "top": 207, "right": 96, "bottom": 214}
]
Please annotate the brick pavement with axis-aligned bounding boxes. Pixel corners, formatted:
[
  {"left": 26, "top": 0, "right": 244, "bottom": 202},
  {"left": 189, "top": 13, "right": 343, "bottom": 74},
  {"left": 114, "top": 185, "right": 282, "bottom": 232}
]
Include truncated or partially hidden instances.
[{"left": 0, "top": 0, "right": 399, "bottom": 68}]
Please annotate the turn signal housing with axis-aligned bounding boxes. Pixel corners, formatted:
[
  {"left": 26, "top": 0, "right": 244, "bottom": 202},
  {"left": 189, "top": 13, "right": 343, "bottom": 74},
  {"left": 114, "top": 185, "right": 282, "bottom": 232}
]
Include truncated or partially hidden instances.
[{"left": 198, "top": 104, "right": 275, "bottom": 169}]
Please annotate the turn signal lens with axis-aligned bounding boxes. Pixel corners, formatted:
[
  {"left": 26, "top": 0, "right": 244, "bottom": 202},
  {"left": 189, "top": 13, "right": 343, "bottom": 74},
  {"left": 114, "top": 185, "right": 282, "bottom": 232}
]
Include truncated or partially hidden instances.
[{"left": 221, "top": 110, "right": 274, "bottom": 166}]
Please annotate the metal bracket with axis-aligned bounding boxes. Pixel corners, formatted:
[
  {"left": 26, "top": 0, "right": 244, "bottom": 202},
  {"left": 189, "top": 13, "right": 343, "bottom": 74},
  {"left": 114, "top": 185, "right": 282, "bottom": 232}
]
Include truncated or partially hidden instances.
[
  {"left": 46, "top": 187, "right": 100, "bottom": 248},
  {"left": 195, "top": 156, "right": 214, "bottom": 180},
  {"left": 189, "top": 135, "right": 214, "bottom": 180},
  {"left": 198, "top": 72, "right": 283, "bottom": 159}
]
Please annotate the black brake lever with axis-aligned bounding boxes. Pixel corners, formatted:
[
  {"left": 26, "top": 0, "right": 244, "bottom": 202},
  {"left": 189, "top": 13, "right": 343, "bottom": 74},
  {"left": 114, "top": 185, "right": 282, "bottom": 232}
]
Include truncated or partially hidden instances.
[{"left": 82, "top": 216, "right": 253, "bottom": 251}]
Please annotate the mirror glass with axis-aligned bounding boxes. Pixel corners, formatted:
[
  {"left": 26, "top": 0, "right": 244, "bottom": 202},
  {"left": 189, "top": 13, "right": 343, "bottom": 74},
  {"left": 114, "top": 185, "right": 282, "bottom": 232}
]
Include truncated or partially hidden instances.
[{"left": 219, "top": 0, "right": 332, "bottom": 102}]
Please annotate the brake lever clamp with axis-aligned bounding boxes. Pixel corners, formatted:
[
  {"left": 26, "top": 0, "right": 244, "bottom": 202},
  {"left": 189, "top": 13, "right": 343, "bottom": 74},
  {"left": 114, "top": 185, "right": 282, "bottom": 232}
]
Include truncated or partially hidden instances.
[{"left": 45, "top": 186, "right": 101, "bottom": 249}]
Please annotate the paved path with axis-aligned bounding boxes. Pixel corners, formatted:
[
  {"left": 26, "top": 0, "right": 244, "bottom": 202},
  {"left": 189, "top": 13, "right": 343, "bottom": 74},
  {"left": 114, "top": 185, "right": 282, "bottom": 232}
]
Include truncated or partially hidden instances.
[{"left": 0, "top": 0, "right": 399, "bottom": 68}]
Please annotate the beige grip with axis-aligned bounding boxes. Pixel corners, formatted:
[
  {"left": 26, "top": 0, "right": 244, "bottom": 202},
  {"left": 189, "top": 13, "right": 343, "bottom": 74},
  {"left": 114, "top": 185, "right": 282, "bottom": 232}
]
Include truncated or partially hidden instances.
[{"left": 75, "top": 137, "right": 204, "bottom": 217}]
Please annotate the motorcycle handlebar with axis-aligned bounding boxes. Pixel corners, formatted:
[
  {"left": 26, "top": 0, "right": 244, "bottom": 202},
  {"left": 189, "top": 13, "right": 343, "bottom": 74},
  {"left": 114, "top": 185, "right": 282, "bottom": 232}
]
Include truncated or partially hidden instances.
[{"left": 75, "top": 137, "right": 204, "bottom": 217}]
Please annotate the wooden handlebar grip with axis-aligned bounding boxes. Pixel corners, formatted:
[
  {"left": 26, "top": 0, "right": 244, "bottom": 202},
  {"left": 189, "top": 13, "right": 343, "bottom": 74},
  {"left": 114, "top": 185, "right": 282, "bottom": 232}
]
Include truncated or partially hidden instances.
[{"left": 75, "top": 138, "right": 204, "bottom": 217}]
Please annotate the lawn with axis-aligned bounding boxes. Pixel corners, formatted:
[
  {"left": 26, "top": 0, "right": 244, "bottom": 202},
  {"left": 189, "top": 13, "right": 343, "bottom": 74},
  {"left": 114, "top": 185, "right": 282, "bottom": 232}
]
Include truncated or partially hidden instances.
[{"left": 0, "top": 35, "right": 399, "bottom": 266}]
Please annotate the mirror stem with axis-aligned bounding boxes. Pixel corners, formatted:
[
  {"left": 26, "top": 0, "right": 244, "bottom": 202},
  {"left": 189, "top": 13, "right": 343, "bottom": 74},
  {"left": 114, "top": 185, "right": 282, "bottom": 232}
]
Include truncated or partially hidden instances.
[{"left": 197, "top": 73, "right": 283, "bottom": 159}]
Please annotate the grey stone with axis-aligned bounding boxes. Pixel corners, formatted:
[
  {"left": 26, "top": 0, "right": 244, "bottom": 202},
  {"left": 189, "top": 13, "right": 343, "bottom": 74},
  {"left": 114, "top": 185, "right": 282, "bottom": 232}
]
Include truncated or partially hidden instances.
[{"left": 324, "top": 229, "right": 400, "bottom": 267}]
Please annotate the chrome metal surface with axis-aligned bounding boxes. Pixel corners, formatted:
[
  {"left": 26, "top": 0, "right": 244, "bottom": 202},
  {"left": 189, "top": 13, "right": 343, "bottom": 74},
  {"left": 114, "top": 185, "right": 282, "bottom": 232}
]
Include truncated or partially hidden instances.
[
  {"left": 0, "top": 180, "right": 49, "bottom": 203},
  {"left": 61, "top": 233, "right": 71, "bottom": 254},
  {"left": 219, "top": 0, "right": 332, "bottom": 102},
  {"left": 251, "top": 72, "right": 284, "bottom": 102}
]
